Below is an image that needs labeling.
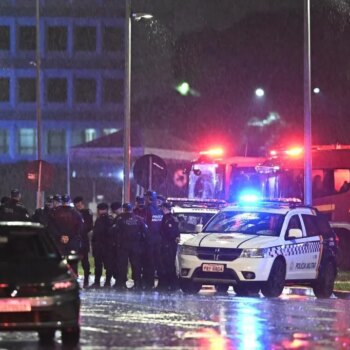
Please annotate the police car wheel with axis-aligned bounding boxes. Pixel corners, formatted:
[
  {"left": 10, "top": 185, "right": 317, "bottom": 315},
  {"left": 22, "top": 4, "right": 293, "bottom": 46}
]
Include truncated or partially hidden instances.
[
  {"left": 233, "top": 285, "right": 260, "bottom": 296},
  {"left": 215, "top": 284, "right": 229, "bottom": 293},
  {"left": 312, "top": 260, "right": 336, "bottom": 299},
  {"left": 38, "top": 329, "right": 56, "bottom": 344},
  {"left": 180, "top": 279, "right": 202, "bottom": 294},
  {"left": 261, "top": 259, "right": 286, "bottom": 298}
]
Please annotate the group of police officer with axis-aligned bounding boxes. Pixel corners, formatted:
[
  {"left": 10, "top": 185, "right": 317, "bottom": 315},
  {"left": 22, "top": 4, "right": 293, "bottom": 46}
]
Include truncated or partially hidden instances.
[
  {"left": 89, "top": 191, "right": 180, "bottom": 292},
  {"left": 0, "top": 188, "right": 180, "bottom": 292}
]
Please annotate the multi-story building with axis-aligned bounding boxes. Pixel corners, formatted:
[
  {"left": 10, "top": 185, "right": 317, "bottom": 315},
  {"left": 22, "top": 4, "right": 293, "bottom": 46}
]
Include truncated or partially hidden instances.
[{"left": 0, "top": 0, "right": 124, "bottom": 164}]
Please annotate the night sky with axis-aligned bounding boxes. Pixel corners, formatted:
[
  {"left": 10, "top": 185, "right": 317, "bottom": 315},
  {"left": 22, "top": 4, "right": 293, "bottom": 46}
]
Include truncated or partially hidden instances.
[{"left": 130, "top": 1, "right": 350, "bottom": 156}]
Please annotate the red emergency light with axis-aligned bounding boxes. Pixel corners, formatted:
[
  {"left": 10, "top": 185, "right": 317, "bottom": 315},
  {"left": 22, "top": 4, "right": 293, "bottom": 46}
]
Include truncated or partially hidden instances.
[
  {"left": 285, "top": 147, "right": 303, "bottom": 157},
  {"left": 199, "top": 148, "right": 224, "bottom": 157},
  {"left": 269, "top": 147, "right": 304, "bottom": 158}
]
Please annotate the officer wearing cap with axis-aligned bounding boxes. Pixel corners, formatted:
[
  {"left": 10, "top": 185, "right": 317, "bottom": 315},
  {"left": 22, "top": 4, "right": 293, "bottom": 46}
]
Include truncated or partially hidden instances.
[
  {"left": 31, "top": 195, "right": 53, "bottom": 227},
  {"left": 90, "top": 203, "right": 113, "bottom": 288},
  {"left": 110, "top": 201, "right": 122, "bottom": 219},
  {"left": 73, "top": 196, "right": 93, "bottom": 288},
  {"left": 47, "top": 194, "right": 83, "bottom": 273},
  {"left": 52, "top": 194, "right": 62, "bottom": 209},
  {"left": 111, "top": 202, "right": 147, "bottom": 290},
  {"left": 143, "top": 190, "right": 163, "bottom": 290},
  {"left": 158, "top": 201, "right": 180, "bottom": 291},
  {"left": 0, "top": 188, "right": 30, "bottom": 221}
]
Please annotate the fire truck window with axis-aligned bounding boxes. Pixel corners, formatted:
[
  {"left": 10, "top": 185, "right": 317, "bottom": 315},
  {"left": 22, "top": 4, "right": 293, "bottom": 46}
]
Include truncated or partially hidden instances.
[
  {"left": 312, "top": 174, "right": 324, "bottom": 198},
  {"left": 334, "top": 169, "right": 350, "bottom": 193}
]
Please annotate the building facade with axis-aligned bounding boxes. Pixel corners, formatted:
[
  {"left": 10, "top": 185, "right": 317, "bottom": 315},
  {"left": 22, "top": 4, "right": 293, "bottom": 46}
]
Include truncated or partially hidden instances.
[{"left": 0, "top": 0, "right": 124, "bottom": 164}]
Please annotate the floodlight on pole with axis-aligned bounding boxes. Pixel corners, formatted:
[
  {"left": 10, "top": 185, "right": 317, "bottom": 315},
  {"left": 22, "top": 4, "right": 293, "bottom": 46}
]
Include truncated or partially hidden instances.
[
  {"left": 123, "top": 0, "right": 153, "bottom": 203},
  {"left": 36, "top": 0, "right": 43, "bottom": 209}
]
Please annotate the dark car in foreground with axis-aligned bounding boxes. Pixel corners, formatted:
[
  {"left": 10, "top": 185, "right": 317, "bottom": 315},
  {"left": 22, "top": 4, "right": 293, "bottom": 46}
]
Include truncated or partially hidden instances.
[{"left": 0, "top": 221, "right": 80, "bottom": 345}]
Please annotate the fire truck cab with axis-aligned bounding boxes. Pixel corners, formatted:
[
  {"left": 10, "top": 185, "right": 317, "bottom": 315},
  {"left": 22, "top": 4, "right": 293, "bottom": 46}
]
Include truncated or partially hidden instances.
[{"left": 187, "top": 148, "right": 266, "bottom": 202}]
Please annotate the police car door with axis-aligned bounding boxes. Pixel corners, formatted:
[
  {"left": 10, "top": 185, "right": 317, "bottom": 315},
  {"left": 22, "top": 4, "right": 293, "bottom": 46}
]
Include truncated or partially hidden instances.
[
  {"left": 299, "top": 213, "right": 323, "bottom": 279},
  {"left": 284, "top": 212, "right": 319, "bottom": 280},
  {"left": 284, "top": 213, "right": 305, "bottom": 280}
]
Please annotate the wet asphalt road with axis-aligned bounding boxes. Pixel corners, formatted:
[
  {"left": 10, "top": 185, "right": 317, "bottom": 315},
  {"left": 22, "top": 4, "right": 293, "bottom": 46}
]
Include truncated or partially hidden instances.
[{"left": 1, "top": 287, "right": 350, "bottom": 349}]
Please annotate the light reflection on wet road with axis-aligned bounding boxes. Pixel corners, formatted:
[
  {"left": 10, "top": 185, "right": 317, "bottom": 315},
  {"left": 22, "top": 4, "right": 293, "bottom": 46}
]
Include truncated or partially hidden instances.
[{"left": 1, "top": 288, "right": 350, "bottom": 349}]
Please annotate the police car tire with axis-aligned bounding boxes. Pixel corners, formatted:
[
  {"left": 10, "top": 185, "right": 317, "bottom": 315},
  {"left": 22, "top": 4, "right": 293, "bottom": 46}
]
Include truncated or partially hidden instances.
[
  {"left": 261, "top": 259, "right": 286, "bottom": 298},
  {"left": 62, "top": 326, "right": 80, "bottom": 346},
  {"left": 215, "top": 284, "right": 229, "bottom": 293},
  {"left": 180, "top": 279, "right": 202, "bottom": 294},
  {"left": 312, "top": 261, "right": 336, "bottom": 299},
  {"left": 233, "top": 285, "right": 260, "bottom": 296},
  {"left": 38, "top": 328, "right": 56, "bottom": 344}
]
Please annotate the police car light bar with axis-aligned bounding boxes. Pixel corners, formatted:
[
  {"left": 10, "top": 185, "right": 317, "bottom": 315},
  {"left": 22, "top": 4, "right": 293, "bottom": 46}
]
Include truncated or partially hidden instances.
[{"left": 166, "top": 197, "right": 227, "bottom": 209}]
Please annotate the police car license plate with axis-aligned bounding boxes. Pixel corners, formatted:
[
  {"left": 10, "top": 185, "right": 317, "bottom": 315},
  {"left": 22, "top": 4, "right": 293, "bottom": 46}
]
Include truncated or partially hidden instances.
[
  {"left": 0, "top": 299, "right": 31, "bottom": 312},
  {"left": 202, "top": 263, "right": 225, "bottom": 273}
]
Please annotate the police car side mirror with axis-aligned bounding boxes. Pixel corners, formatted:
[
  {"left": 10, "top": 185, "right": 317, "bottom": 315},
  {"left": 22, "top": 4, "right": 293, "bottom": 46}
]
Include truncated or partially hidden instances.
[
  {"left": 195, "top": 224, "right": 203, "bottom": 233},
  {"left": 287, "top": 228, "right": 303, "bottom": 239}
]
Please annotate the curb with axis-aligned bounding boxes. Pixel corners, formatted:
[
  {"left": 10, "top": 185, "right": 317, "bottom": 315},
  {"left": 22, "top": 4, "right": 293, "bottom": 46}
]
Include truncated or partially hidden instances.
[
  {"left": 333, "top": 290, "right": 350, "bottom": 299},
  {"left": 285, "top": 287, "right": 350, "bottom": 299}
]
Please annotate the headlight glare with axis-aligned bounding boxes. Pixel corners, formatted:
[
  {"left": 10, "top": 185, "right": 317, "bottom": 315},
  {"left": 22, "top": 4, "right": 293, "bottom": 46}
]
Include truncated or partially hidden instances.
[
  {"left": 241, "top": 248, "right": 267, "bottom": 258},
  {"left": 179, "top": 245, "right": 197, "bottom": 256}
]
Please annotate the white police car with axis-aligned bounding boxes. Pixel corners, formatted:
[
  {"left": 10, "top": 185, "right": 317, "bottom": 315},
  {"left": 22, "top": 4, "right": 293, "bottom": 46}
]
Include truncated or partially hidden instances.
[{"left": 178, "top": 199, "right": 337, "bottom": 298}]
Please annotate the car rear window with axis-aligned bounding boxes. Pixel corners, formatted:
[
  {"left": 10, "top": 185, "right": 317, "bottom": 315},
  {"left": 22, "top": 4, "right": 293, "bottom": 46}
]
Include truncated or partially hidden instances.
[
  {"left": 0, "top": 229, "right": 59, "bottom": 261},
  {"left": 301, "top": 213, "right": 334, "bottom": 239}
]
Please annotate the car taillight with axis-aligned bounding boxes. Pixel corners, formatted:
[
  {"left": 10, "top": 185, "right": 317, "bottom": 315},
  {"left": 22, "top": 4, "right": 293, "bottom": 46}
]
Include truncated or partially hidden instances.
[
  {"left": 52, "top": 280, "right": 74, "bottom": 291},
  {"left": 0, "top": 284, "right": 8, "bottom": 288}
]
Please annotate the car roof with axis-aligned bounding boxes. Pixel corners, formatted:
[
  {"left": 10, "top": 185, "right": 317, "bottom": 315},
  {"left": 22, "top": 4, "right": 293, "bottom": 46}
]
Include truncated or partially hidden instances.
[{"left": 0, "top": 221, "right": 43, "bottom": 228}]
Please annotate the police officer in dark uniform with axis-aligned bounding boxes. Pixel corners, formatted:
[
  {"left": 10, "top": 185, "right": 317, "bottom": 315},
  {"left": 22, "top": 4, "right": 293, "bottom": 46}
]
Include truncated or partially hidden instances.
[
  {"left": 52, "top": 194, "right": 62, "bottom": 210},
  {"left": 0, "top": 189, "right": 30, "bottom": 221},
  {"left": 133, "top": 196, "right": 146, "bottom": 220},
  {"left": 159, "top": 202, "right": 180, "bottom": 291},
  {"left": 31, "top": 195, "right": 53, "bottom": 227},
  {"left": 112, "top": 203, "right": 147, "bottom": 290},
  {"left": 91, "top": 203, "right": 113, "bottom": 288},
  {"left": 110, "top": 201, "right": 122, "bottom": 219},
  {"left": 143, "top": 190, "right": 163, "bottom": 290},
  {"left": 73, "top": 196, "right": 93, "bottom": 288},
  {"left": 47, "top": 194, "right": 83, "bottom": 273}
]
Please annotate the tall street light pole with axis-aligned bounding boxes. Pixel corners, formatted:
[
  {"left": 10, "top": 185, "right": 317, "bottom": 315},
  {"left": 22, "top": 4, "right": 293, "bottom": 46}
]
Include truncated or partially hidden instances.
[
  {"left": 123, "top": 0, "right": 132, "bottom": 203},
  {"left": 304, "top": 0, "right": 312, "bottom": 205},
  {"left": 123, "top": 0, "right": 153, "bottom": 203},
  {"left": 36, "top": 0, "right": 43, "bottom": 208}
]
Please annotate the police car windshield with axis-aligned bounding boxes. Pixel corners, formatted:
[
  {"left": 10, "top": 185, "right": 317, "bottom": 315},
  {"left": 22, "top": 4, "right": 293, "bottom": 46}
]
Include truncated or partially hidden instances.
[
  {"left": 204, "top": 211, "right": 285, "bottom": 236},
  {"left": 173, "top": 212, "right": 216, "bottom": 233}
]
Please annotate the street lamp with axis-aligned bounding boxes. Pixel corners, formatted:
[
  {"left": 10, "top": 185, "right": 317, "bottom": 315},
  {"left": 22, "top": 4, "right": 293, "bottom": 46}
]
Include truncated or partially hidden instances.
[
  {"left": 255, "top": 88, "right": 265, "bottom": 98},
  {"left": 123, "top": 0, "right": 153, "bottom": 203}
]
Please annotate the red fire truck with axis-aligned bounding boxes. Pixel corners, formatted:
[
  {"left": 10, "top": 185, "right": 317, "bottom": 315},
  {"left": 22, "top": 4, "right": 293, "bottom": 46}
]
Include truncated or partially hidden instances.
[{"left": 188, "top": 145, "right": 350, "bottom": 268}]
